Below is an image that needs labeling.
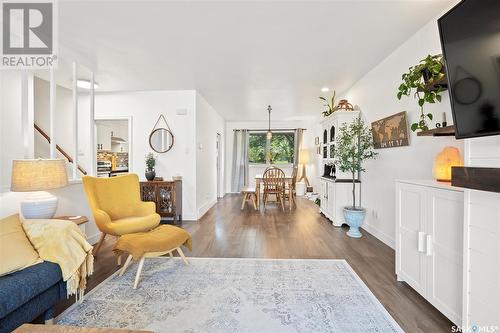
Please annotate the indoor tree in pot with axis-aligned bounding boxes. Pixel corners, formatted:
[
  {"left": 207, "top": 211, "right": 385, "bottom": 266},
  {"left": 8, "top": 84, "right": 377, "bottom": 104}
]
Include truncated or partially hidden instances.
[
  {"left": 145, "top": 152, "right": 157, "bottom": 181},
  {"left": 333, "top": 117, "right": 377, "bottom": 238}
]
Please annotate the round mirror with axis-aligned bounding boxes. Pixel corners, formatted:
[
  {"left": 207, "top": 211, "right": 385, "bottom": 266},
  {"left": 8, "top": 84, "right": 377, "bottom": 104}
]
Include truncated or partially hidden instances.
[{"left": 149, "top": 128, "right": 174, "bottom": 153}]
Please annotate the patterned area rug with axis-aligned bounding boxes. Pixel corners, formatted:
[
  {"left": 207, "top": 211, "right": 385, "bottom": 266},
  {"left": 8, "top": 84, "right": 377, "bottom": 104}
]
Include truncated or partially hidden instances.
[{"left": 58, "top": 258, "right": 403, "bottom": 333}]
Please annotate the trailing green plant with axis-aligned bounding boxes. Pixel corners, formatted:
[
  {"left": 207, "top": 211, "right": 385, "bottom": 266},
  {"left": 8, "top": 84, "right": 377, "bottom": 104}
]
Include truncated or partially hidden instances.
[
  {"left": 332, "top": 117, "right": 377, "bottom": 209},
  {"left": 396, "top": 54, "right": 446, "bottom": 132},
  {"left": 319, "top": 90, "right": 338, "bottom": 117},
  {"left": 145, "top": 152, "right": 156, "bottom": 171},
  {"left": 314, "top": 198, "right": 321, "bottom": 206}
]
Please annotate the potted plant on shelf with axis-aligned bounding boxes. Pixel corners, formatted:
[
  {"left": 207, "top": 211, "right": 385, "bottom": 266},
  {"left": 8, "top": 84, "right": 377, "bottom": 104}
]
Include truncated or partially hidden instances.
[
  {"left": 319, "top": 90, "right": 338, "bottom": 117},
  {"left": 396, "top": 54, "right": 447, "bottom": 132},
  {"left": 333, "top": 117, "right": 377, "bottom": 238},
  {"left": 145, "top": 152, "right": 157, "bottom": 181}
]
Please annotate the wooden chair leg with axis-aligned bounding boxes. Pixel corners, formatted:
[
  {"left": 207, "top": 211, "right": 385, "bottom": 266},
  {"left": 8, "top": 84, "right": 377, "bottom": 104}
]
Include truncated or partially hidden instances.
[
  {"left": 280, "top": 193, "right": 285, "bottom": 211},
  {"left": 133, "top": 257, "right": 145, "bottom": 289},
  {"left": 177, "top": 247, "right": 189, "bottom": 265},
  {"left": 252, "top": 194, "right": 257, "bottom": 210},
  {"left": 93, "top": 233, "right": 106, "bottom": 257},
  {"left": 119, "top": 254, "right": 133, "bottom": 276},
  {"left": 169, "top": 251, "right": 173, "bottom": 258},
  {"left": 117, "top": 254, "right": 122, "bottom": 266}
]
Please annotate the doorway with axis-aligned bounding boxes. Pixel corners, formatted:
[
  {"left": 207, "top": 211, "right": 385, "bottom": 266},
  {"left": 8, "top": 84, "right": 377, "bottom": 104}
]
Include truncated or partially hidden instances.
[
  {"left": 94, "top": 116, "right": 132, "bottom": 178},
  {"left": 216, "top": 133, "right": 223, "bottom": 198}
]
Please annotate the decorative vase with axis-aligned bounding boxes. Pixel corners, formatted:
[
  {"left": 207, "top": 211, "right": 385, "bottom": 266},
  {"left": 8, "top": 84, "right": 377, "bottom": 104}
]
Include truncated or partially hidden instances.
[
  {"left": 145, "top": 169, "right": 156, "bottom": 181},
  {"left": 343, "top": 207, "right": 366, "bottom": 238}
]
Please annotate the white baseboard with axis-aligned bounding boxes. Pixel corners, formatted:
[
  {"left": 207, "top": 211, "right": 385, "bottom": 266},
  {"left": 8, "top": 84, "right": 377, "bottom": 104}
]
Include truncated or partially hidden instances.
[
  {"left": 197, "top": 198, "right": 217, "bottom": 219},
  {"left": 361, "top": 223, "right": 395, "bottom": 249}
]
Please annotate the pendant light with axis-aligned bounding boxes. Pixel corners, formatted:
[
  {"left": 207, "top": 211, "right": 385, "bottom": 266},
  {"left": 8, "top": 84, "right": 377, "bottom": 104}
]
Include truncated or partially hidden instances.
[{"left": 267, "top": 105, "right": 273, "bottom": 140}]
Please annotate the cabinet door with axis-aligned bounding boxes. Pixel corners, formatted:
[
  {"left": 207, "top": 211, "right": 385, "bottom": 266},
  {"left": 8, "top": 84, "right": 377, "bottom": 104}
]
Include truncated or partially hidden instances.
[
  {"left": 320, "top": 180, "right": 328, "bottom": 211},
  {"left": 327, "top": 182, "right": 336, "bottom": 220},
  {"left": 396, "top": 183, "right": 427, "bottom": 295},
  {"left": 97, "top": 124, "right": 112, "bottom": 151},
  {"left": 426, "top": 188, "right": 463, "bottom": 325}
]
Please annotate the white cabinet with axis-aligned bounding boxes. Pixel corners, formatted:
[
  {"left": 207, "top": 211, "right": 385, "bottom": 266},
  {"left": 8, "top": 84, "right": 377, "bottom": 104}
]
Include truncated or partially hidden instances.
[
  {"left": 320, "top": 111, "right": 360, "bottom": 180},
  {"left": 96, "top": 123, "right": 112, "bottom": 151},
  {"left": 320, "top": 177, "right": 361, "bottom": 227},
  {"left": 396, "top": 180, "right": 464, "bottom": 325}
]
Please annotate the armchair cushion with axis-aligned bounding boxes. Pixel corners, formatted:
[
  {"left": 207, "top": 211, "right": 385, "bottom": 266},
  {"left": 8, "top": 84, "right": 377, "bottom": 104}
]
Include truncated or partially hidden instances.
[
  {"left": 85, "top": 174, "right": 143, "bottom": 220},
  {"left": 107, "top": 214, "right": 160, "bottom": 236}
]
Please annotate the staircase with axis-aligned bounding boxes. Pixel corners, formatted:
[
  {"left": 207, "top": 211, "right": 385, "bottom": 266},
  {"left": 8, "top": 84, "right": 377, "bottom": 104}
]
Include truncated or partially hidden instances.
[{"left": 34, "top": 123, "right": 87, "bottom": 175}]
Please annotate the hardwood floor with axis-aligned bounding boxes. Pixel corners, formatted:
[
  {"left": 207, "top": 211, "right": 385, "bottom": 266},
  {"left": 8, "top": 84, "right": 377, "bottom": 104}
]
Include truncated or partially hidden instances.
[{"left": 56, "top": 194, "right": 455, "bottom": 332}]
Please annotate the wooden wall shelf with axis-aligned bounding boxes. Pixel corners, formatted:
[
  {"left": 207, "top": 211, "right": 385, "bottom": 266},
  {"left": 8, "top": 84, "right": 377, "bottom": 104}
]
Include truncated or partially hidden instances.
[
  {"left": 417, "top": 125, "right": 455, "bottom": 137},
  {"left": 452, "top": 167, "right": 500, "bottom": 193}
]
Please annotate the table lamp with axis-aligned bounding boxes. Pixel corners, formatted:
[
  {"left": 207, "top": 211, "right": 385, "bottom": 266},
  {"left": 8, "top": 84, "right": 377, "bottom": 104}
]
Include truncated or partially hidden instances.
[
  {"left": 433, "top": 147, "right": 463, "bottom": 182},
  {"left": 11, "top": 159, "right": 68, "bottom": 219},
  {"left": 297, "top": 148, "right": 311, "bottom": 187}
]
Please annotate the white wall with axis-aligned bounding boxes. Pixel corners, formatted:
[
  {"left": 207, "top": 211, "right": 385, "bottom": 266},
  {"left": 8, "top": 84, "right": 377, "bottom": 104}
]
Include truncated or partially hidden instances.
[
  {"left": 92, "top": 90, "right": 198, "bottom": 220},
  {"left": 195, "top": 92, "right": 224, "bottom": 218},
  {"left": 341, "top": 7, "right": 463, "bottom": 248},
  {"left": 225, "top": 118, "right": 320, "bottom": 193}
]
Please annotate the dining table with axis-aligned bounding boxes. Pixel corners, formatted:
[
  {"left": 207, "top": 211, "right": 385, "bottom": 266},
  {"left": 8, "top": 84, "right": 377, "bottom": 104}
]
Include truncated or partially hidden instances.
[{"left": 254, "top": 175, "right": 295, "bottom": 210}]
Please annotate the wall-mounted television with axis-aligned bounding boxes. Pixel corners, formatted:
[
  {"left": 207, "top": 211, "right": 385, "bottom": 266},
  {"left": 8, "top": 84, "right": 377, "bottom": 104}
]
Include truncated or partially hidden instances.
[{"left": 438, "top": 0, "right": 500, "bottom": 139}]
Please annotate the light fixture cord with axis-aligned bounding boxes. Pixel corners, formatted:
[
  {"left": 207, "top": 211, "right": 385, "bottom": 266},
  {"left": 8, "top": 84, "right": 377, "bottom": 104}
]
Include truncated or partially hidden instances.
[{"left": 268, "top": 105, "right": 272, "bottom": 131}]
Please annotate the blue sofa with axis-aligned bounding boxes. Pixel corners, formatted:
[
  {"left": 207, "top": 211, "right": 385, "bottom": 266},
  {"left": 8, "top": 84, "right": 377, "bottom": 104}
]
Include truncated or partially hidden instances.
[{"left": 0, "top": 262, "right": 66, "bottom": 333}]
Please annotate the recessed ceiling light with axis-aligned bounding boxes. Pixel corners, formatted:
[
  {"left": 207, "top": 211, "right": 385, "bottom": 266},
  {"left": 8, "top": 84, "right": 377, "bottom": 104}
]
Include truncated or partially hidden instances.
[
  {"left": 77, "top": 79, "right": 99, "bottom": 90},
  {"left": 321, "top": 87, "right": 329, "bottom": 93}
]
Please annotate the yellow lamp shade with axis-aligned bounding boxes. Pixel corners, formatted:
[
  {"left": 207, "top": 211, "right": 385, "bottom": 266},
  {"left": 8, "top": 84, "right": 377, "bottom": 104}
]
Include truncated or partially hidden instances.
[
  {"left": 433, "top": 147, "right": 463, "bottom": 182},
  {"left": 11, "top": 159, "right": 68, "bottom": 192}
]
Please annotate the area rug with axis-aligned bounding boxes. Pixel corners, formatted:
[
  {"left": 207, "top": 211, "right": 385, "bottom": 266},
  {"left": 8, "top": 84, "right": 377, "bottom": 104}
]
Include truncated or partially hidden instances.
[{"left": 57, "top": 258, "right": 403, "bottom": 333}]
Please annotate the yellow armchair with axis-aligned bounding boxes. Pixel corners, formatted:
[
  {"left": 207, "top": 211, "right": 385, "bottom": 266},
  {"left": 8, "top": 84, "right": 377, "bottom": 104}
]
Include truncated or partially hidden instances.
[{"left": 82, "top": 174, "right": 160, "bottom": 256}]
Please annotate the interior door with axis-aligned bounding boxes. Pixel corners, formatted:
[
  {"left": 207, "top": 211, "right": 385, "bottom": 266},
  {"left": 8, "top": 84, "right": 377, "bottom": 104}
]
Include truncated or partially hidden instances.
[
  {"left": 396, "top": 183, "right": 427, "bottom": 295},
  {"left": 216, "top": 133, "right": 222, "bottom": 198}
]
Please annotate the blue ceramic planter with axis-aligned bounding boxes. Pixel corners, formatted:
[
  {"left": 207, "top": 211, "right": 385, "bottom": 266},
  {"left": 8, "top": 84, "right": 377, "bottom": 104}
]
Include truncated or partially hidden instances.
[{"left": 343, "top": 207, "right": 366, "bottom": 238}]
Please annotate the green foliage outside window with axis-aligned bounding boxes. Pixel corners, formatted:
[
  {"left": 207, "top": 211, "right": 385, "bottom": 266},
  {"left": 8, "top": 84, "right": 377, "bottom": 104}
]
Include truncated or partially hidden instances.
[
  {"left": 248, "top": 132, "right": 294, "bottom": 164},
  {"left": 270, "top": 133, "right": 294, "bottom": 164},
  {"left": 249, "top": 133, "right": 266, "bottom": 163}
]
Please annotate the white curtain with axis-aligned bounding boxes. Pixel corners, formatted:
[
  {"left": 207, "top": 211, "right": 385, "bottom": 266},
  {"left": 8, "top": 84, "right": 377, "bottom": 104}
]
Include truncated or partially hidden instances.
[
  {"left": 293, "top": 128, "right": 304, "bottom": 171},
  {"left": 231, "top": 130, "right": 249, "bottom": 192}
]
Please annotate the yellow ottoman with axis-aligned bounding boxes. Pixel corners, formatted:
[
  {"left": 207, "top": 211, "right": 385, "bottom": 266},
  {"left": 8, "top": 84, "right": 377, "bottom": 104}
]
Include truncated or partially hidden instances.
[{"left": 113, "top": 224, "right": 192, "bottom": 289}]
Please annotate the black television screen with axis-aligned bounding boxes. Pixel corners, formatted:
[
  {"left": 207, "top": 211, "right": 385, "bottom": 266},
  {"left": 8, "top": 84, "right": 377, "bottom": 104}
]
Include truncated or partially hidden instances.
[{"left": 438, "top": 0, "right": 500, "bottom": 139}]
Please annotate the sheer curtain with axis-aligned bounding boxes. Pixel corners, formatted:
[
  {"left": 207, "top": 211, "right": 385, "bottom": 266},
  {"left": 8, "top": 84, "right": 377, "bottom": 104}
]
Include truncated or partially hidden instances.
[
  {"left": 293, "top": 128, "right": 304, "bottom": 172},
  {"left": 231, "top": 130, "right": 249, "bottom": 192}
]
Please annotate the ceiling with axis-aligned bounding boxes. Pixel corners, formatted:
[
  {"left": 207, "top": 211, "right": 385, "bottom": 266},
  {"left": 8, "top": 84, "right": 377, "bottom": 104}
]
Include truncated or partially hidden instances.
[{"left": 56, "top": 0, "right": 453, "bottom": 121}]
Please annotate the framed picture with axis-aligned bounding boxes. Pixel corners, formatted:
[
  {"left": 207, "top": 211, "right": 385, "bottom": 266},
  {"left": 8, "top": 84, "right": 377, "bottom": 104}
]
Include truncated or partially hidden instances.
[
  {"left": 371, "top": 111, "right": 410, "bottom": 149},
  {"left": 315, "top": 137, "right": 319, "bottom": 145}
]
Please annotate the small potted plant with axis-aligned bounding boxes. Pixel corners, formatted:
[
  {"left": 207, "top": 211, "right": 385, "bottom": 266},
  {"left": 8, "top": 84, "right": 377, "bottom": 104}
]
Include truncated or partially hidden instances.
[
  {"left": 319, "top": 90, "right": 338, "bottom": 117},
  {"left": 396, "top": 54, "right": 447, "bottom": 132},
  {"left": 145, "top": 153, "right": 156, "bottom": 181},
  {"left": 333, "top": 117, "right": 377, "bottom": 238}
]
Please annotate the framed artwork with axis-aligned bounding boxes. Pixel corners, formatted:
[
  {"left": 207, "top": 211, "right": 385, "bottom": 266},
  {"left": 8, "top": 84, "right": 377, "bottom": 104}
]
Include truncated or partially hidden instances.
[{"left": 371, "top": 111, "right": 409, "bottom": 149}]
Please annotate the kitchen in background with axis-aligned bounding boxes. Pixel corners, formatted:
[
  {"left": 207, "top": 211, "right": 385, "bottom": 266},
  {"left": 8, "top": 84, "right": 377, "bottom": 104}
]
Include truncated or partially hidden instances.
[{"left": 96, "top": 119, "right": 129, "bottom": 178}]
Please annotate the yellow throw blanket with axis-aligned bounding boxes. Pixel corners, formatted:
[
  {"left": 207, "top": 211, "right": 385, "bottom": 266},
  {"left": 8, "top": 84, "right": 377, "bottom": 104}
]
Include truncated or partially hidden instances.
[{"left": 21, "top": 218, "right": 94, "bottom": 297}]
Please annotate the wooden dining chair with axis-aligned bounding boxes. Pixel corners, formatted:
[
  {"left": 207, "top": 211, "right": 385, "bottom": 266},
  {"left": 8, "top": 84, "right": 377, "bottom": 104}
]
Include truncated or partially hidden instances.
[
  {"left": 284, "top": 166, "right": 298, "bottom": 208},
  {"left": 263, "top": 167, "right": 286, "bottom": 211}
]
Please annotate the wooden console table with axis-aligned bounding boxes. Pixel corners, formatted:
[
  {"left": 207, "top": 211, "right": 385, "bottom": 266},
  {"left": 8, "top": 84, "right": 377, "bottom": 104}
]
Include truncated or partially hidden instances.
[{"left": 140, "top": 180, "right": 182, "bottom": 223}]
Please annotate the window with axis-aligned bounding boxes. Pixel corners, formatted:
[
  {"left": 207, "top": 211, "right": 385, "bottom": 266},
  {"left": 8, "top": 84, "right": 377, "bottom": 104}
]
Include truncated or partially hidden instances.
[
  {"left": 248, "top": 132, "right": 295, "bottom": 164},
  {"left": 249, "top": 133, "right": 267, "bottom": 164}
]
